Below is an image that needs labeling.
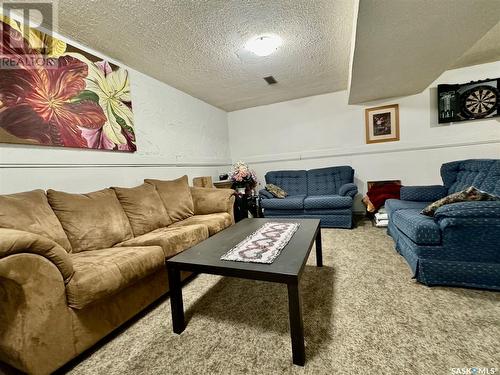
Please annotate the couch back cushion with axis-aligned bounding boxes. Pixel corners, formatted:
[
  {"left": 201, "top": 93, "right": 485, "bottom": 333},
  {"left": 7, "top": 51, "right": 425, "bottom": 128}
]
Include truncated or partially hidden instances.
[
  {"left": 144, "top": 175, "right": 194, "bottom": 222},
  {"left": 306, "top": 166, "right": 354, "bottom": 196},
  {"left": 47, "top": 189, "right": 133, "bottom": 253},
  {"left": 441, "top": 159, "right": 500, "bottom": 195},
  {"left": 0, "top": 190, "right": 72, "bottom": 251},
  {"left": 482, "top": 160, "right": 500, "bottom": 196},
  {"left": 264, "top": 170, "right": 307, "bottom": 196},
  {"left": 112, "top": 183, "right": 172, "bottom": 236}
]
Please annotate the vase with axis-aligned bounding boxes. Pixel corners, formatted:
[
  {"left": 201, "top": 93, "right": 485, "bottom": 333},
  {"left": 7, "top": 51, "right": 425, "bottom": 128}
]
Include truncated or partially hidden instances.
[{"left": 236, "top": 187, "right": 246, "bottom": 194}]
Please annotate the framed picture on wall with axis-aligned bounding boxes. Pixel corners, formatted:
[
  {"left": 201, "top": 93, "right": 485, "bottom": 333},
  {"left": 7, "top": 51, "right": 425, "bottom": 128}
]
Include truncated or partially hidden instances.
[{"left": 365, "top": 104, "right": 400, "bottom": 144}]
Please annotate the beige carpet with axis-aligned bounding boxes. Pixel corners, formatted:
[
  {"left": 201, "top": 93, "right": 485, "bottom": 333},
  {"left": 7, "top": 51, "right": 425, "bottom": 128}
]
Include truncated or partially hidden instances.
[{"left": 64, "top": 220, "right": 500, "bottom": 374}]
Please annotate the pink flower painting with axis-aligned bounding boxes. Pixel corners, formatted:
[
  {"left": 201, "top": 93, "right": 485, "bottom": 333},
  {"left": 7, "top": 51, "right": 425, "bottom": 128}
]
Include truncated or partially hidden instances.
[{"left": 0, "top": 17, "right": 136, "bottom": 152}]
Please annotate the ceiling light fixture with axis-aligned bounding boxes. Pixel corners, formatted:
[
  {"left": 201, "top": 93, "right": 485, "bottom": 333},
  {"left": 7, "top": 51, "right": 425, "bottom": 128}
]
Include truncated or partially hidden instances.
[{"left": 245, "top": 35, "right": 282, "bottom": 57}]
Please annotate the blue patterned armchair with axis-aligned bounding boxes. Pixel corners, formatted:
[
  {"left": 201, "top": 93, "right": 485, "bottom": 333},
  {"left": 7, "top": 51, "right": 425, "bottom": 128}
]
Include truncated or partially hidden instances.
[
  {"left": 259, "top": 166, "right": 358, "bottom": 228},
  {"left": 385, "top": 159, "right": 500, "bottom": 290}
]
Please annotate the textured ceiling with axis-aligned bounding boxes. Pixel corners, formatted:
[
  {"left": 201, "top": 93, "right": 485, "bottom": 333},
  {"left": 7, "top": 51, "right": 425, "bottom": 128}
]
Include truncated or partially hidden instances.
[
  {"left": 49, "top": 1, "right": 500, "bottom": 110},
  {"left": 453, "top": 20, "right": 500, "bottom": 69},
  {"left": 56, "top": 0, "right": 354, "bottom": 111},
  {"left": 348, "top": 0, "right": 500, "bottom": 104}
]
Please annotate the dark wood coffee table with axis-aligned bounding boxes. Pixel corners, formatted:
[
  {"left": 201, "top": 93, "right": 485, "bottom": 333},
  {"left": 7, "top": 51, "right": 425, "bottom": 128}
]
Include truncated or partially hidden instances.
[{"left": 166, "top": 218, "right": 322, "bottom": 366}]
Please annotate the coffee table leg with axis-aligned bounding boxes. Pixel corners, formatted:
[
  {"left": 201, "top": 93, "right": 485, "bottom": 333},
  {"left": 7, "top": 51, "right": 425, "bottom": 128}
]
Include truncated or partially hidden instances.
[
  {"left": 287, "top": 280, "right": 305, "bottom": 366},
  {"left": 167, "top": 265, "right": 185, "bottom": 334},
  {"left": 315, "top": 228, "right": 323, "bottom": 267}
]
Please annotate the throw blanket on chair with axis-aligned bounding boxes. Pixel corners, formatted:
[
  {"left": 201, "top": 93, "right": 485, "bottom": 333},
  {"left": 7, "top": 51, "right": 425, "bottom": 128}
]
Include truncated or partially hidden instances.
[{"left": 364, "top": 182, "right": 401, "bottom": 213}]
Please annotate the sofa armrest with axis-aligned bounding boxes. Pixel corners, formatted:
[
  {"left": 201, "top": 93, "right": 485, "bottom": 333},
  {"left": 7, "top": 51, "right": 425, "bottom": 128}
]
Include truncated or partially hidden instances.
[
  {"left": 190, "top": 187, "right": 236, "bottom": 223},
  {"left": 435, "top": 201, "right": 500, "bottom": 234},
  {"left": 432, "top": 201, "right": 500, "bottom": 264},
  {"left": 339, "top": 183, "right": 358, "bottom": 197},
  {"left": 434, "top": 201, "right": 500, "bottom": 221},
  {"left": 259, "top": 189, "right": 274, "bottom": 199},
  {"left": 0, "top": 253, "right": 75, "bottom": 374},
  {"left": 0, "top": 228, "right": 73, "bottom": 283},
  {"left": 400, "top": 185, "right": 448, "bottom": 202}
]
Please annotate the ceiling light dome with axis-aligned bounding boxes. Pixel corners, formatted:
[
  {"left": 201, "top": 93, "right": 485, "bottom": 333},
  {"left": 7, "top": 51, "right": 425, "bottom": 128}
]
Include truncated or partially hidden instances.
[{"left": 245, "top": 35, "right": 282, "bottom": 57}]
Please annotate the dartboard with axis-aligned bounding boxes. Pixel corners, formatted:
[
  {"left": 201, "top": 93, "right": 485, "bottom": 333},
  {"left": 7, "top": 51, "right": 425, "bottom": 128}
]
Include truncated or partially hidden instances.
[{"left": 461, "top": 85, "right": 499, "bottom": 118}]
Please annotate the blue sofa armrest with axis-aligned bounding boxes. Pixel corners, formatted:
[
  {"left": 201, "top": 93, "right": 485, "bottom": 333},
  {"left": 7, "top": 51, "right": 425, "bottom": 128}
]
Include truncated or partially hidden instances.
[
  {"left": 259, "top": 189, "right": 274, "bottom": 199},
  {"left": 400, "top": 185, "right": 447, "bottom": 202},
  {"left": 434, "top": 201, "right": 500, "bottom": 221},
  {"left": 433, "top": 201, "right": 500, "bottom": 263},
  {"left": 338, "top": 183, "right": 358, "bottom": 198}
]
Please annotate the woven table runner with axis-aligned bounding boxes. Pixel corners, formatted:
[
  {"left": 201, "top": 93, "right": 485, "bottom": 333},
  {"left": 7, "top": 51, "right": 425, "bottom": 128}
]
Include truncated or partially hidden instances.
[{"left": 221, "top": 222, "right": 299, "bottom": 264}]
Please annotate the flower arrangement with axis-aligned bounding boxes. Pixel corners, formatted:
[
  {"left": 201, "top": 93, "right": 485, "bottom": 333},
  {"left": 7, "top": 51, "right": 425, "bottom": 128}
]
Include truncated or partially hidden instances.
[{"left": 230, "top": 161, "right": 257, "bottom": 190}]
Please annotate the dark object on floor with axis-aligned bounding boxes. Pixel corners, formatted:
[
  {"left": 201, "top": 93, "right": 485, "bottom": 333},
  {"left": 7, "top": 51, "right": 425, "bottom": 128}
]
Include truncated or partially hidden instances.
[
  {"left": 386, "top": 159, "right": 500, "bottom": 290},
  {"left": 233, "top": 194, "right": 263, "bottom": 222},
  {"left": 363, "top": 180, "right": 401, "bottom": 213},
  {"left": 259, "top": 166, "right": 358, "bottom": 228},
  {"left": 166, "top": 218, "right": 322, "bottom": 366},
  {"left": 233, "top": 193, "right": 249, "bottom": 222}
]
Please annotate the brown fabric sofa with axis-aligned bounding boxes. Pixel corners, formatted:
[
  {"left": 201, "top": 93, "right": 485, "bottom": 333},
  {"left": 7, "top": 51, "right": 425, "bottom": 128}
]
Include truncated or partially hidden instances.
[{"left": 0, "top": 175, "right": 234, "bottom": 375}]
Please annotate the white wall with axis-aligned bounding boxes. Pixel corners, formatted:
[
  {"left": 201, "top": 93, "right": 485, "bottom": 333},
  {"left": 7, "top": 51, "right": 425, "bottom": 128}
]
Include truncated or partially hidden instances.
[
  {"left": 0, "top": 35, "right": 231, "bottom": 194},
  {"left": 3, "top": 30, "right": 500, "bottom": 202},
  {"left": 228, "top": 61, "right": 500, "bottom": 212}
]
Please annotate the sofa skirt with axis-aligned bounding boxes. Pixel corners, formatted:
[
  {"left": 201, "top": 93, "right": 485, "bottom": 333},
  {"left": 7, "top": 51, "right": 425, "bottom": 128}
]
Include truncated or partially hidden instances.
[
  {"left": 263, "top": 210, "right": 353, "bottom": 228},
  {"left": 389, "top": 221, "right": 500, "bottom": 291}
]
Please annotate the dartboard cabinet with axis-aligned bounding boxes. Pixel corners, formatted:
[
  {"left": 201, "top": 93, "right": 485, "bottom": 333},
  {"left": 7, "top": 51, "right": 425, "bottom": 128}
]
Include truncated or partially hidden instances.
[{"left": 437, "top": 78, "right": 500, "bottom": 124}]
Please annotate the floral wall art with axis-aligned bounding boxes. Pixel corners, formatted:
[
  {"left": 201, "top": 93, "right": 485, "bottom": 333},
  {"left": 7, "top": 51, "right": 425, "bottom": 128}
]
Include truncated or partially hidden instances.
[{"left": 0, "top": 16, "right": 136, "bottom": 151}]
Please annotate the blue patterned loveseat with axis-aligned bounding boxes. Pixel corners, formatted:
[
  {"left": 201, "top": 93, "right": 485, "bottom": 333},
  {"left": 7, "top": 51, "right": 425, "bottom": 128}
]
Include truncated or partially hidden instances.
[
  {"left": 386, "top": 159, "right": 500, "bottom": 290},
  {"left": 258, "top": 166, "right": 358, "bottom": 228}
]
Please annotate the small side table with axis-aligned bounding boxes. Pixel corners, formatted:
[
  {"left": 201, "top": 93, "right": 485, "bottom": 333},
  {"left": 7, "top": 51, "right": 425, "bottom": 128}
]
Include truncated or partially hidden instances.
[
  {"left": 247, "top": 195, "right": 263, "bottom": 219},
  {"left": 233, "top": 193, "right": 249, "bottom": 222},
  {"left": 233, "top": 194, "right": 263, "bottom": 222},
  {"left": 214, "top": 180, "right": 233, "bottom": 189}
]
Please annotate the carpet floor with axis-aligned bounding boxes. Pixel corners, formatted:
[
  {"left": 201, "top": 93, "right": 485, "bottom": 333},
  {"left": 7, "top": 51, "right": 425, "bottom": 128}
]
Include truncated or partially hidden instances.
[{"left": 64, "top": 220, "right": 500, "bottom": 374}]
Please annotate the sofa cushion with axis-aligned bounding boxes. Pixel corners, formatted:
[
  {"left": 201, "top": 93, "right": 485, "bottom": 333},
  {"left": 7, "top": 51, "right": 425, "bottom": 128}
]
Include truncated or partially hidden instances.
[
  {"left": 482, "top": 160, "right": 500, "bottom": 196},
  {"left": 306, "top": 166, "right": 353, "bottom": 196},
  {"left": 264, "top": 170, "right": 307, "bottom": 196},
  {"left": 190, "top": 187, "right": 235, "bottom": 217},
  {"left": 0, "top": 190, "right": 72, "bottom": 251},
  {"left": 112, "top": 183, "right": 172, "bottom": 236},
  {"left": 47, "top": 189, "right": 133, "bottom": 253},
  {"left": 169, "top": 213, "right": 232, "bottom": 236},
  {"left": 392, "top": 209, "right": 441, "bottom": 245},
  {"left": 441, "top": 159, "right": 500, "bottom": 195},
  {"left": 300, "top": 208, "right": 353, "bottom": 216},
  {"left": 145, "top": 175, "right": 194, "bottom": 222},
  {"left": 385, "top": 199, "right": 430, "bottom": 217},
  {"left": 400, "top": 185, "right": 448, "bottom": 202},
  {"left": 67, "top": 245, "right": 165, "bottom": 309},
  {"left": 261, "top": 209, "right": 305, "bottom": 216},
  {"left": 304, "top": 195, "right": 352, "bottom": 209},
  {"left": 116, "top": 225, "right": 209, "bottom": 258},
  {"left": 261, "top": 195, "right": 306, "bottom": 210}
]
